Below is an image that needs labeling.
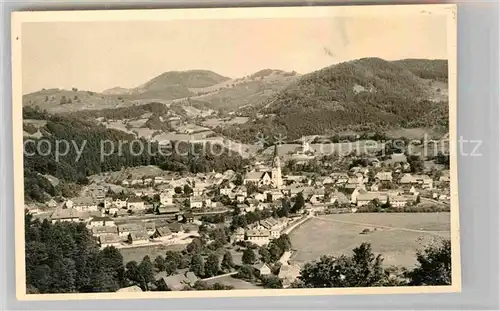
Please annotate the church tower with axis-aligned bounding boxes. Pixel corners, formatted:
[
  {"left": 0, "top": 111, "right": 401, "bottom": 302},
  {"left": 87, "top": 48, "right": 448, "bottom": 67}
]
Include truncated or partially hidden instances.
[{"left": 271, "top": 145, "right": 283, "bottom": 188}]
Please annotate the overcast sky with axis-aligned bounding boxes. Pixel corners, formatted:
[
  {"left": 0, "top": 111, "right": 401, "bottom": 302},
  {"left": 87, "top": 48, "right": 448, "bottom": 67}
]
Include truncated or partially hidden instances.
[{"left": 22, "top": 15, "right": 447, "bottom": 94}]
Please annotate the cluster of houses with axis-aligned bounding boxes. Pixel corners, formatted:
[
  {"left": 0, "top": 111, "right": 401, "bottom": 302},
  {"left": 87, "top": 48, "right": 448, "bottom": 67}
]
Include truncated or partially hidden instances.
[{"left": 232, "top": 217, "right": 289, "bottom": 246}]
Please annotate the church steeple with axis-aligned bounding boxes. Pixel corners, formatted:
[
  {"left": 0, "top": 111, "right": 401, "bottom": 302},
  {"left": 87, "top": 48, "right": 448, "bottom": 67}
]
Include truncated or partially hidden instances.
[{"left": 271, "top": 145, "right": 283, "bottom": 187}]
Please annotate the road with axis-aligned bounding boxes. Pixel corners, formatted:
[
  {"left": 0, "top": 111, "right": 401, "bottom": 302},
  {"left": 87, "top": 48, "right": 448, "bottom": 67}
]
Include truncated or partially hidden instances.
[{"left": 201, "top": 272, "right": 238, "bottom": 281}]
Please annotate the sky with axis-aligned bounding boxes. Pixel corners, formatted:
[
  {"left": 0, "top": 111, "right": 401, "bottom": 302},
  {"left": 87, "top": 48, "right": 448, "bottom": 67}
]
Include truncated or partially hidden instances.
[{"left": 21, "top": 14, "right": 448, "bottom": 94}]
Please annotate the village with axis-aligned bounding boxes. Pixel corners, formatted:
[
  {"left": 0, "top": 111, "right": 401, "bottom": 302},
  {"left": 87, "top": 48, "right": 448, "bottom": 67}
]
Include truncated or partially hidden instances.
[{"left": 28, "top": 139, "right": 451, "bottom": 291}]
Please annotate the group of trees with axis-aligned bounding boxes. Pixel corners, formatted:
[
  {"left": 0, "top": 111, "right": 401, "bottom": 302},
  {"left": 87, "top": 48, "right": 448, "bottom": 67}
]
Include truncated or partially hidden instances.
[
  {"left": 292, "top": 241, "right": 452, "bottom": 288},
  {"left": 25, "top": 214, "right": 126, "bottom": 293}
]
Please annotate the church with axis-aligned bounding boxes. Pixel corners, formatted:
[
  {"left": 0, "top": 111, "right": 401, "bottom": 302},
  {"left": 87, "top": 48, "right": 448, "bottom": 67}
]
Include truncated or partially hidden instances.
[{"left": 243, "top": 145, "right": 283, "bottom": 188}]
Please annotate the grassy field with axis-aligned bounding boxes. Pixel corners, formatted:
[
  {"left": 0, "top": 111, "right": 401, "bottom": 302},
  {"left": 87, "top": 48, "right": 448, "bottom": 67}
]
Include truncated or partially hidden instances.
[
  {"left": 120, "top": 244, "right": 186, "bottom": 263},
  {"left": 289, "top": 212, "right": 450, "bottom": 268}
]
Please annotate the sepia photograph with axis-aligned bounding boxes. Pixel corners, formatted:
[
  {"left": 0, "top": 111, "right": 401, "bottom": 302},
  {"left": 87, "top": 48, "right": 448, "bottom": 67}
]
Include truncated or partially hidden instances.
[{"left": 12, "top": 4, "right": 460, "bottom": 300}]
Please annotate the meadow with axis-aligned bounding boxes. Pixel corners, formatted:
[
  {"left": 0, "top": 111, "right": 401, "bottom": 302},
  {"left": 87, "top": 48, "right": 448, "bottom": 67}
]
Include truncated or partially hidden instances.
[{"left": 289, "top": 212, "right": 451, "bottom": 268}]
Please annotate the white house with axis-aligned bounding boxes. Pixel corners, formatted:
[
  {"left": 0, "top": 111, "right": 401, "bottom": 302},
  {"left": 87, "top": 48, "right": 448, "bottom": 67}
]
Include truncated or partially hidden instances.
[
  {"left": 190, "top": 197, "right": 203, "bottom": 209},
  {"left": 253, "top": 262, "right": 272, "bottom": 276},
  {"left": 99, "top": 234, "right": 122, "bottom": 249},
  {"left": 127, "top": 198, "right": 145, "bottom": 211},
  {"left": 128, "top": 231, "right": 150, "bottom": 245},
  {"left": 246, "top": 228, "right": 270, "bottom": 246},
  {"left": 160, "top": 193, "right": 174, "bottom": 206}
]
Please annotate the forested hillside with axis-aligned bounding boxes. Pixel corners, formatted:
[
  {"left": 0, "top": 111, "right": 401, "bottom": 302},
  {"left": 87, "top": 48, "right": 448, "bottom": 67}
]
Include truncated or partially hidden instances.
[
  {"left": 23, "top": 107, "right": 249, "bottom": 202},
  {"left": 217, "top": 58, "right": 449, "bottom": 142}
]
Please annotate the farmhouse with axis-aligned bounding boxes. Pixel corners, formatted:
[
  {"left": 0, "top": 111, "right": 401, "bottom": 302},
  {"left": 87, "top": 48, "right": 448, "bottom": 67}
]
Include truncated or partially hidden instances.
[
  {"left": 99, "top": 234, "right": 122, "bottom": 248},
  {"left": 253, "top": 262, "right": 272, "bottom": 276},
  {"left": 189, "top": 197, "right": 203, "bottom": 209},
  {"left": 159, "top": 193, "right": 174, "bottom": 206},
  {"left": 246, "top": 228, "right": 270, "bottom": 246},
  {"left": 71, "top": 196, "right": 99, "bottom": 212},
  {"left": 151, "top": 227, "right": 173, "bottom": 241},
  {"left": 50, "top": 208, "right": 81, "bottom": 224},
  {"left": 91, "top": 226, "right": 118, "bottom": 237},
  {"left": 87, "top": 216, "right": 115, "bottom": 228},
  {"left": 389, "top": 195, "right": 416, "bottom": 208},
  {"left": 400, "top": 174, "right": 434, "bottom": 189},
  {"left": 375, "top": 171, "right": 393, "bottom": 182},
  {"left": 128, "top": 231, "right": 150, "bottom": 245},
  {"left": 158, "top": 272, "right": 199, "bottom": 291},
  {"left": 356, "top": 192, "right": 389, "bottom": 207},
  {"left": 127, "top": 198, "right": 145, "bottom": 211},
  {"left": 117, "top": 223, "right": 144, "bottom": 237}
]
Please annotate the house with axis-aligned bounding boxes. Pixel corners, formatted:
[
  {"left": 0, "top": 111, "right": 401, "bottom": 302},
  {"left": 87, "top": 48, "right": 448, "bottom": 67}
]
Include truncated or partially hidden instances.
[
  {"left": 246, "top": 228, "right": 270, "bottom": 246},
  {"left": 114, "top": 198, "right": 128, "bottom": 209},
  {"left": 399, "top": 174, "right": 433, "bottom": 189},
  {"left": 143, "top": 178, "right": 153, "bottom": 185},
  {"left": 370, "top": 182, "right": 380, "bottom": 192},
  {"left": 330, "top": 172, "right": 349, "bottom": 184},
  {"left": 151, "top": 227, "right": 173, "bottom": 241},
  {"left": 232, "top": 227, "right": 245, "bottom": 243},
  {"left": 182, "top": 212, "right": 195, "bottom": 223},
  {"left": 193, "top": 186, "right": 205, "bottom": 197},
  {"left": 156, "top": 205, "right": 180, "bottom": 215},
  {"left": 269, "top": 225, "right": 281, "bottom": 239},
  {"left": 99, "top": 234, "right": 122, "bottom": 248},
  {"left": 158, "top": 272, "right": 198, "bottom": 291},
  {"left": 160, "top": 193, "right": 174, "bottom": 206},
  {"left": 87, "top": 216, "right": 115, "bottom": 228},
  {"left": 50, "top": 208, "right": 80, "bottom": 224},
  {"left": 244, "top": 171, "right": 272, "bottom": 186},
  {"left": 46, "top": 199, "right": 57, "bottom": 208},
  {"left": 267, "top": 190, "right": 283, "bottom": 202},
  {"left": 167, "top": 223, "right": 185, "bottom": 234},
  {"left": 219, "top": 185, "right": 232, "bottom": 196},
  {"left": 390, "top": 195, "right": 416, "bottom": 208},
  {"left": 252, "top": 192, "right": 266, "bottom": 202},
  {"left": 91, "top": 226, "right": 118, "bottom": 237},
  {"left": 145, "top": 222, "right": 156, "bottom": 235},
  {"left": 247, "top": 199, "right": 259, "bottom": 209},
  {"left": 71, "top": 196, "right": 99, "bottom": 212},
  {"left": 235, "top": 194, "right": 246, "bottom": 203},
  {"left": 117, "top": 223, "right": 144, "bottom": 237},
  {"left": 128, "top": 231, "right": 150, "bottom": 245},
  {"left": 375, "top": 171, "right": 393, "bottom": 182},
  {"left": 253, "top": 262, "right": 272, "bottom": 276},
  {"left": 189, "top": 197, "right": 203, "bottom": 209},
  {"left": 127, "top": 198, "right": 145, "bottom": 211},
  {"left": 356, "top": 192, "right": 389, "bottom": 207},
  {"left": 278, "top": 264, "right": 301, "bottom": 288},
  {"left": 154, "top": 176, "right": 166, "bottom": 185},
  {"left": 121, "top": 180, "right": 130, "bottom": 187}
]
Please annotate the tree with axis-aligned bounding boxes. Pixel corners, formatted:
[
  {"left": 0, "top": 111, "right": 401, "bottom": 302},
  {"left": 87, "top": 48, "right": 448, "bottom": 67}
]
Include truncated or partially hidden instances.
[
  {"left": 138, "top": 256, "right": 155, "bottom": 291},
  {"left": 262, "top": 275, "right": 283, "bottom": 289},
  {"left": 278, "top": 199, "right": 290, "bottom": 217},
  {"left": 174, "top": 186, "right": 183, "bottom": 194},
  {"left": 205, "top": 254, "right": 220, "bottom": 277},
  {"left": 237, "top": 265, "right": 254, "bottom": 280},
  {"left": 297, "top": 243, "right": 387, "bottom": 288},
  {"left": 407, "top": 240, "right": 451, "bottom": 286},
  {"left": 242, "top": 248, "right": 257, "bottom": 265},
  {"left": 259, "top": 247, "right": 271, "bottom": 264},
  {"left": 154, "top": 256, "right": 166, "bottom": 272},
  {"left": 268, "top": 243, "right": 282, "bottom": 262},
  {"left": 291, "top": 192, "right": 305, "bottom": 213},
  {"left": 190, "top": 254, "right": 205, "bottom": 278},
  {"left": 221, "top": 251, "right": 235, "bottom": 272},
  {"left": 183, "top": 184, "right": 193, "bottom": 196},
  {"left": 186, "top": 237, "right": 205, "bottom": 254},
  {"left": 234, "top": 173, "right": 244, "bottom": 186}
]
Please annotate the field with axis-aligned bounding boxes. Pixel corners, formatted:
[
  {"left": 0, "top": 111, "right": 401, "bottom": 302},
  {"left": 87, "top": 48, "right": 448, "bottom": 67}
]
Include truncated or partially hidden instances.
[
  {"left": 289, "top": 213, "right": 451, "bottom": 268},
  {"left": 120, "top": 244, "right": 186, "bottom": 263}
]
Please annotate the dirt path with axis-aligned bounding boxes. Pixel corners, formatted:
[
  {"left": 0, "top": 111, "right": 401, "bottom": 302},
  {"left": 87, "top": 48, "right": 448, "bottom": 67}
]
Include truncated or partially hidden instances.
[{"left": 313, "top": 215, "right": 449, "bottom": 237}]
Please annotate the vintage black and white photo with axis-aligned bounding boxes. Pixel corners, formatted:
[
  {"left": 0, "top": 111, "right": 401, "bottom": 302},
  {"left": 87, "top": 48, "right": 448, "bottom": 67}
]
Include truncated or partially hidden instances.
[{"left": 12, "top": 4, "right": 459, "bottom": 299}]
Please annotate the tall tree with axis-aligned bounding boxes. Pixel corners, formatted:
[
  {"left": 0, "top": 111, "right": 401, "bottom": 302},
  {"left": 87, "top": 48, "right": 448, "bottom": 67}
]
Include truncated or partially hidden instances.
[
  {"left": 154, "top": 256, "right": 166, "bottom": 272},
  {"left": 205, "top": 254, "right": 220, "bottom": 277},
  {"left": 259, "top": 247, "right": 271, "bottom": 264},
  {"left": 221, "top": 251, "right": 235, "bottom": 272},
  {"left": 190, "top": 254, "right": 205, "bottom": 278},
  {"left": 291, "top": 192, "right": 305, "bottom": 213},
  {"left": 242, "top": 248, "right": 257, "bottom": 265}
]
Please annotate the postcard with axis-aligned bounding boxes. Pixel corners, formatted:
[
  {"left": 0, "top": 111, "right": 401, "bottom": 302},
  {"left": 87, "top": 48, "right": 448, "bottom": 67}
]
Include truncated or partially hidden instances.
[{"left": 11, "top": 4, "right": 459, "bottom": 300}]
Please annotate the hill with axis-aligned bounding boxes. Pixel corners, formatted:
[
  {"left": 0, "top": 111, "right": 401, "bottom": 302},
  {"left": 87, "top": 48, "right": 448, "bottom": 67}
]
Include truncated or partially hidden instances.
[
  {"left": 23, "top": 88, "right": 136, "bottom": 113},
  {"left": 186, "top": 69, "right": 299, "bottom": 111},
  {"left": 126, "top": 70, "right": 231, "bottom": 100},
  {"left": 393, "top": 59, "right": 448, "bottom": 82},
  {"left": 216, "top": 58, "right": 449, "bottom": 142}
]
